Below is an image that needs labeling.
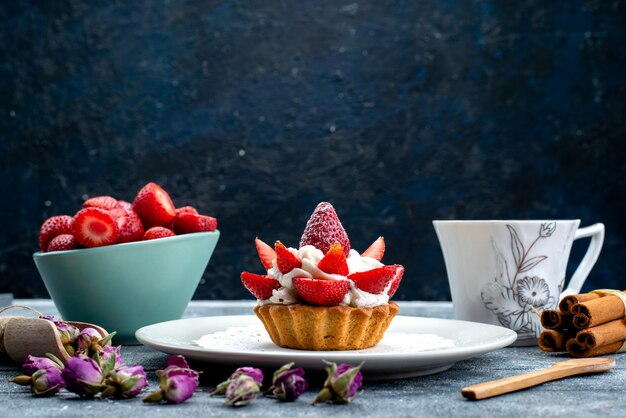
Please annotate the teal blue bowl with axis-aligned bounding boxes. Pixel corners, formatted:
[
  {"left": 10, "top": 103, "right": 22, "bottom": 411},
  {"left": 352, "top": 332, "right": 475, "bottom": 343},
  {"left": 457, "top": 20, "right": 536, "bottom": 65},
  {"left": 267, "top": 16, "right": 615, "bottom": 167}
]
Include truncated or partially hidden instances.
[{"left": 33, "top": 231, "right": 220, "bottom": 343}]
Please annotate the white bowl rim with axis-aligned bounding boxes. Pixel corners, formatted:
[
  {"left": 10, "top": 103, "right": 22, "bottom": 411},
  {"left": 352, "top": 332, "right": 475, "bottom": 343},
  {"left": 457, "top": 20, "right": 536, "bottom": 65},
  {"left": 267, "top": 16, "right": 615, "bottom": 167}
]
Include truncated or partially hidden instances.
[{"left": 432, "top": 219, "right": 580, "bottom": 223}]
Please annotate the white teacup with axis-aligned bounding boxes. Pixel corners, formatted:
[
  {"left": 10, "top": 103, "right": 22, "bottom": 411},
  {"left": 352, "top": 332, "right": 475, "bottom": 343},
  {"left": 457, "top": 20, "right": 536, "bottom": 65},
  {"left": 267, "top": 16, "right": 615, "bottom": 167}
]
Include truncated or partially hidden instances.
[{"left": 433, "top": 220, "right": 604, "bottom": 346}]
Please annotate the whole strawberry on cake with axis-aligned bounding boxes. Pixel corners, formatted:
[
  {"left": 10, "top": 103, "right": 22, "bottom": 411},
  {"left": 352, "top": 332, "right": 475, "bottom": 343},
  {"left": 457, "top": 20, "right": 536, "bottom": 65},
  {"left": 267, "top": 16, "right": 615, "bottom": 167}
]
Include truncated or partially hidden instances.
[{"left": 240, "top": 202, "right": 404, "bottom": 351}]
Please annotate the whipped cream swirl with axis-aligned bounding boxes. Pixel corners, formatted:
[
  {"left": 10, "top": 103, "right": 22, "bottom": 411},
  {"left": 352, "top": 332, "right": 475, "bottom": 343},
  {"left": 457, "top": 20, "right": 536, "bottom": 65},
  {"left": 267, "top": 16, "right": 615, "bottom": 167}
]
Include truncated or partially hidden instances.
[{"left": 263, "top": 245, "right": 390, "bottom": 308}]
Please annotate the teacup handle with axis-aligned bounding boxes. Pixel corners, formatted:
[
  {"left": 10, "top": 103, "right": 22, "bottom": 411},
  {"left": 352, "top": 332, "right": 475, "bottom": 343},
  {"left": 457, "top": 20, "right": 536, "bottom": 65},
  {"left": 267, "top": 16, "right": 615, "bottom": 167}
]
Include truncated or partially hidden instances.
[{"left": 561, "top": 223, "right": 605, "bottom": 297}]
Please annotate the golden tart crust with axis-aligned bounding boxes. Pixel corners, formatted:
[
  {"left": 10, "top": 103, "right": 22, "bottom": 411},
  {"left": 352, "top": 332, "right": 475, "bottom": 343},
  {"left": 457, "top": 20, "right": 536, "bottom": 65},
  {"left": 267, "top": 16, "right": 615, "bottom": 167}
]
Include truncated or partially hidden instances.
[{"left": 253, "top": 301, "right": 400, "bottom": 351}]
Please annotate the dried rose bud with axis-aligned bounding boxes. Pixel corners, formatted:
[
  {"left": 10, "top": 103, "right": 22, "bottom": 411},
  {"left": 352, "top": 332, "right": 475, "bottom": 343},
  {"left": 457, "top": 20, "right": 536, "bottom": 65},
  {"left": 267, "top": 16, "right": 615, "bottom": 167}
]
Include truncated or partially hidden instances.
[
  {"left": 55, "top": 321, "right": 80, "bottom": 341},
  {"left": 225, "top": 374, "right": 260, "bottom": 406},
  {"left": 62, "top": 356, "right": 105, "bottom": 397},
  {"left": 143, "top": 355, "right": 200, "bottom": 404},
  {"left": 101, "top": 365, "right": 148, "bottom": 399},
  {"left": 313, "top": 361, "right": 364, "bottom": 405},
  {"left": 75, "top": 328, "right": 116, "bottom": 358},
  {"left": 235, "top": 367, "right": 264, "bottom": 385},
  {"left": 40, "top": 316, "right": 80, "bottom": 356},
  {"left": 116, "top": 365, "right": 148, "bottom": 397},
  {"left": 162, "top": 369, "right": 200, "bottom": 404},
  {"left": 211, "top": 367, "right": 264, "bottom": 396},
  {"left": 22, "top": 355, "right": 60, "bottom": 376},
  {"left": 97, "top": 345, "right": 124, "bottom": 371},
  {"left": 10, "top": 354, "right": 65, "bottom": 397},
  {"left": 77, "top": 327, "right": 103, "bottom": 352},
  {"left": 30, "top": 366, "right": 65, "bottom": 396},
  {"left": 265, "top": 362, "right": 308, "bottom": 402},
  {"left": 165, "top": 354, "right": 190, "bottom": 369}
]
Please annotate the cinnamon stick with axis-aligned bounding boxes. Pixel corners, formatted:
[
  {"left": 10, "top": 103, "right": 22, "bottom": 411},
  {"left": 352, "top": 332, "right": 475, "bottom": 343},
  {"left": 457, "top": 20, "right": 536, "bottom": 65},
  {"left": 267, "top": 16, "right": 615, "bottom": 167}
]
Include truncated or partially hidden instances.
[
  {"left": 566, "top": 339, "right": 624, "bottom": 358},
  {"left": 559, "top": 293, "right": 602, "bottom": 314},
  {"left": 538, "top": 329, "right": 569, "bottom": 352},
  {"left": 571, "top": 295, "right": 626, "bottom": 329},
  {"left": 575, "top": 318, "right": 626, "bottom": 350},
  {"left": 540, "top": 310, "right": 572, "bottom": 330}
]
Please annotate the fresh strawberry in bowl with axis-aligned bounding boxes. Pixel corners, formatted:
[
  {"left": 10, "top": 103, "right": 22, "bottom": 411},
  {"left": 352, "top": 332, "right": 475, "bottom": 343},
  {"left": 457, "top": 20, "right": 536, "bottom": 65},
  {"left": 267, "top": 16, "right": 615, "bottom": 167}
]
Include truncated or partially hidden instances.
[{"left": 32, "top": 182, "right": 220, "bottom": 342}]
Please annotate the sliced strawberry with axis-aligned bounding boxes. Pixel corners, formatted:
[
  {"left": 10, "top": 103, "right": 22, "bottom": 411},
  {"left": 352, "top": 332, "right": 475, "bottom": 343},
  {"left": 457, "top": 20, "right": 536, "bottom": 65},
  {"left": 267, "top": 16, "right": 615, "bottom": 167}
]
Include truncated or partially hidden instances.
[
  {"left": 299, "top": 202, "right": 350, "bottom": 256},
  {"left": 293, "top": 277, "right": 350, "bottom": 306},
  {"left": 83, "top": 196, "right": 121, "bottom": 212},
  {"left": 240, "top": 272, "right": 280, "bottom": 300},
  {"left": 348, "top": 265, "right": 403, "bottom": 294},
  {"left": 132, "top": 182, "right": 176, "bottom": 228},
  {"left": 83, "top": 195, "right": 126, "bottom": 221},
  {"left": 118, "top": 200, "right": 133, "bottom": 211},
  {"left": 47, "top": 234, "right": 76, "bottom": 252},
  {"left": 386, "top": 265, "right": 405, "bottom": 298},
  {"left": 274, "top": 241, "right": 301, "bottom": 274},
  {"left": 317, "top": 242, "right": 349, "bottom": 275},
  {"left": 73, "top": 208, "right": 119, "bottom": 248},
  {"left": 174, "top": 213, "right": 217, "bottom": 234},
  {"left": 117, "top": 209, "right": 145, "bottom": 243},
  {"left": 255, "top": 237, "right": 276, "bottom": 270},
  {"left": 176, "top": 206, "right": 199, "bottom": 216},
  {"left": 361, "top": 236, "right": 385, "bottom": 261},
  {"left": 143, "top": 226, "right": 175, "bottom": 240},
  {"left": 109, "top": 206, "right": 128, "bottom": 221},
  {"left": 39, "top": 215, "right": 74, "bottom": 252}
]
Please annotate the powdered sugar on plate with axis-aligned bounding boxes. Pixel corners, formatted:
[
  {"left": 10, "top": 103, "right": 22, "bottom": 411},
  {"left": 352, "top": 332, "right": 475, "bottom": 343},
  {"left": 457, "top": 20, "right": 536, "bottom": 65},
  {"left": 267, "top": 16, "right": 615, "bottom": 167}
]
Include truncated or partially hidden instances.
[
  {"left": 192, "top": 325, "right": 455, "bottom": 353},
  {"left": 193, "top": 325, "right": 267, "bottom": 351}
]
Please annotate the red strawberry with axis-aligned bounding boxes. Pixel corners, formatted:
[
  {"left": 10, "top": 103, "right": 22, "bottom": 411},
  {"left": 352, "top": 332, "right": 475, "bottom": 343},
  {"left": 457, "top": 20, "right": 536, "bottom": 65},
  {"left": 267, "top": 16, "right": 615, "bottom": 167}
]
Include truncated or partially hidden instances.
[
  {"left": 83, "top": 196, "right": 121, "bottom": 212},
  {"left": 132, "top": 182, "right": 176, "bottom": 228},
  {"left": 118, "top": 200, "right": 133, "bottom": 211},
  {"left": 255, "top": 238, "right": 276, "bottom": 270},
  {"left": 386, "top": 265, "right": 405, "bottom": 298},
  {"left": 73, "top": 208, "right": 119, "bottom": 248},
  {"left": 348, "top": 265, "right": 404, "bottom": 294},
  {"left": 293, "top": 277, "right": 350, "bottom": 306},
  {"left": 275, "top": 241, "right": 302, "bottom": 274},
  {"left": 117, "top": 209, "right": 145, "bottom": 243},
  {"left": 143, "top": 226, "right": 175, "bottom": 240},
  {"left": 176, "top": 206, "right": 199, "bottom": 216},
  {"left": 299, "top": 202, "right": 350, "bottom": 256},
  {"left": 361, "top": 236, "right": 385, "bottom": 261},
  {"left": 317, "top": 242, "right": 349, "bottom": 275},
  {"left": 174, "top": 213, "right": 217, "bottom": 234},
  {"left": 47, "top": 234, "right": 76, "bottom": 252},
  {"left": 39, "top": 215, "right": 74, "bottom": 251},
  {"left": 240, "top": 272, "right": 280, "bottom": 300}
]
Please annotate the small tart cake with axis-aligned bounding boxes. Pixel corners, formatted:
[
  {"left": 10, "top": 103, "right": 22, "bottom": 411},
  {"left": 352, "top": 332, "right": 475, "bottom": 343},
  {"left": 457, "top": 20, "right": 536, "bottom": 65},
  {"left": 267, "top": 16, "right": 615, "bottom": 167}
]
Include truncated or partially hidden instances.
[
  {"left": 241, "top": 202, "right": 405, "bottom": 351},
  {"left": 254, "top": 302, "right": 400, "bottom": 351}
]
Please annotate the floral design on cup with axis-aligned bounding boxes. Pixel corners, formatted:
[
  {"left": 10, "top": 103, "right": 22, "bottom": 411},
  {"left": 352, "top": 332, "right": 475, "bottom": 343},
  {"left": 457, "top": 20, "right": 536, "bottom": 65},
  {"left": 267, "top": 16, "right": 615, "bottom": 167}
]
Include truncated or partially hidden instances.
[{"left": 481, "top": 222, "right": 559, "bottom": 339}]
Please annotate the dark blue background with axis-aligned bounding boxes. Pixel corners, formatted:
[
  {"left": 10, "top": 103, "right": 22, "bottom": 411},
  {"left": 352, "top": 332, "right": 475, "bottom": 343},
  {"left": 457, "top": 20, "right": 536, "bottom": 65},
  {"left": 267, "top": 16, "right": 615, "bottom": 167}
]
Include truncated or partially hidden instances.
[{"left": 1, "top": 1, "right": 625, "bottom": 300}]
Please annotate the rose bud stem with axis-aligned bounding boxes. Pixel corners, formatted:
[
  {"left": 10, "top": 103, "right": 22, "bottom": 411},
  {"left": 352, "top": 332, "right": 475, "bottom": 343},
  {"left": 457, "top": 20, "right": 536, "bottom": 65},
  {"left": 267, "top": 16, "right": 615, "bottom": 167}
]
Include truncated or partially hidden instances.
[
  {"left": 100, "top": 385, "right": 118, "bottom": 399},
  {"left": 9, "top": 375, "right": 32, "bottom": 386},
  {"left": 143, "top": 389, "right": 165, "bottom": 403}
]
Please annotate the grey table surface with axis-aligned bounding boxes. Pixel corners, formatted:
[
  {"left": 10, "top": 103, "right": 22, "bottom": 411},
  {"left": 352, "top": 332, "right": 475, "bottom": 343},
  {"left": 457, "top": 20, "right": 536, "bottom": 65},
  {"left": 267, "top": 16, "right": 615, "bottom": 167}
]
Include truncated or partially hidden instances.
[{"left": 1, "top": 299, "right": 624, "bottom": 417}]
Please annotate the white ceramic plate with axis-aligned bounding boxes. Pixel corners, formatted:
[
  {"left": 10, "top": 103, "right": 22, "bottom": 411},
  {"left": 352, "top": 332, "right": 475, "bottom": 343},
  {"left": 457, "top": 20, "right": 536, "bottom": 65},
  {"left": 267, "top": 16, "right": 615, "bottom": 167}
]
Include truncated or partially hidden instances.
[{"left": 136, "top": 315, "right": 516, "bottom": 380}]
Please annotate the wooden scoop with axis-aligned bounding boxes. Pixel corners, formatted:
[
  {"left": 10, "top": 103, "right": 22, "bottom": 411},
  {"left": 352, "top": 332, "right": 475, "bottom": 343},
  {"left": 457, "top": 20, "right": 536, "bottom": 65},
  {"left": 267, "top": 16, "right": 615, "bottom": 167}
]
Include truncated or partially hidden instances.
[
  {"left": 3, "top": 317, "right": 108, "bottom": 363},
  {"left": 462, "top": 357, "right": 615, "bottom": 400}
]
